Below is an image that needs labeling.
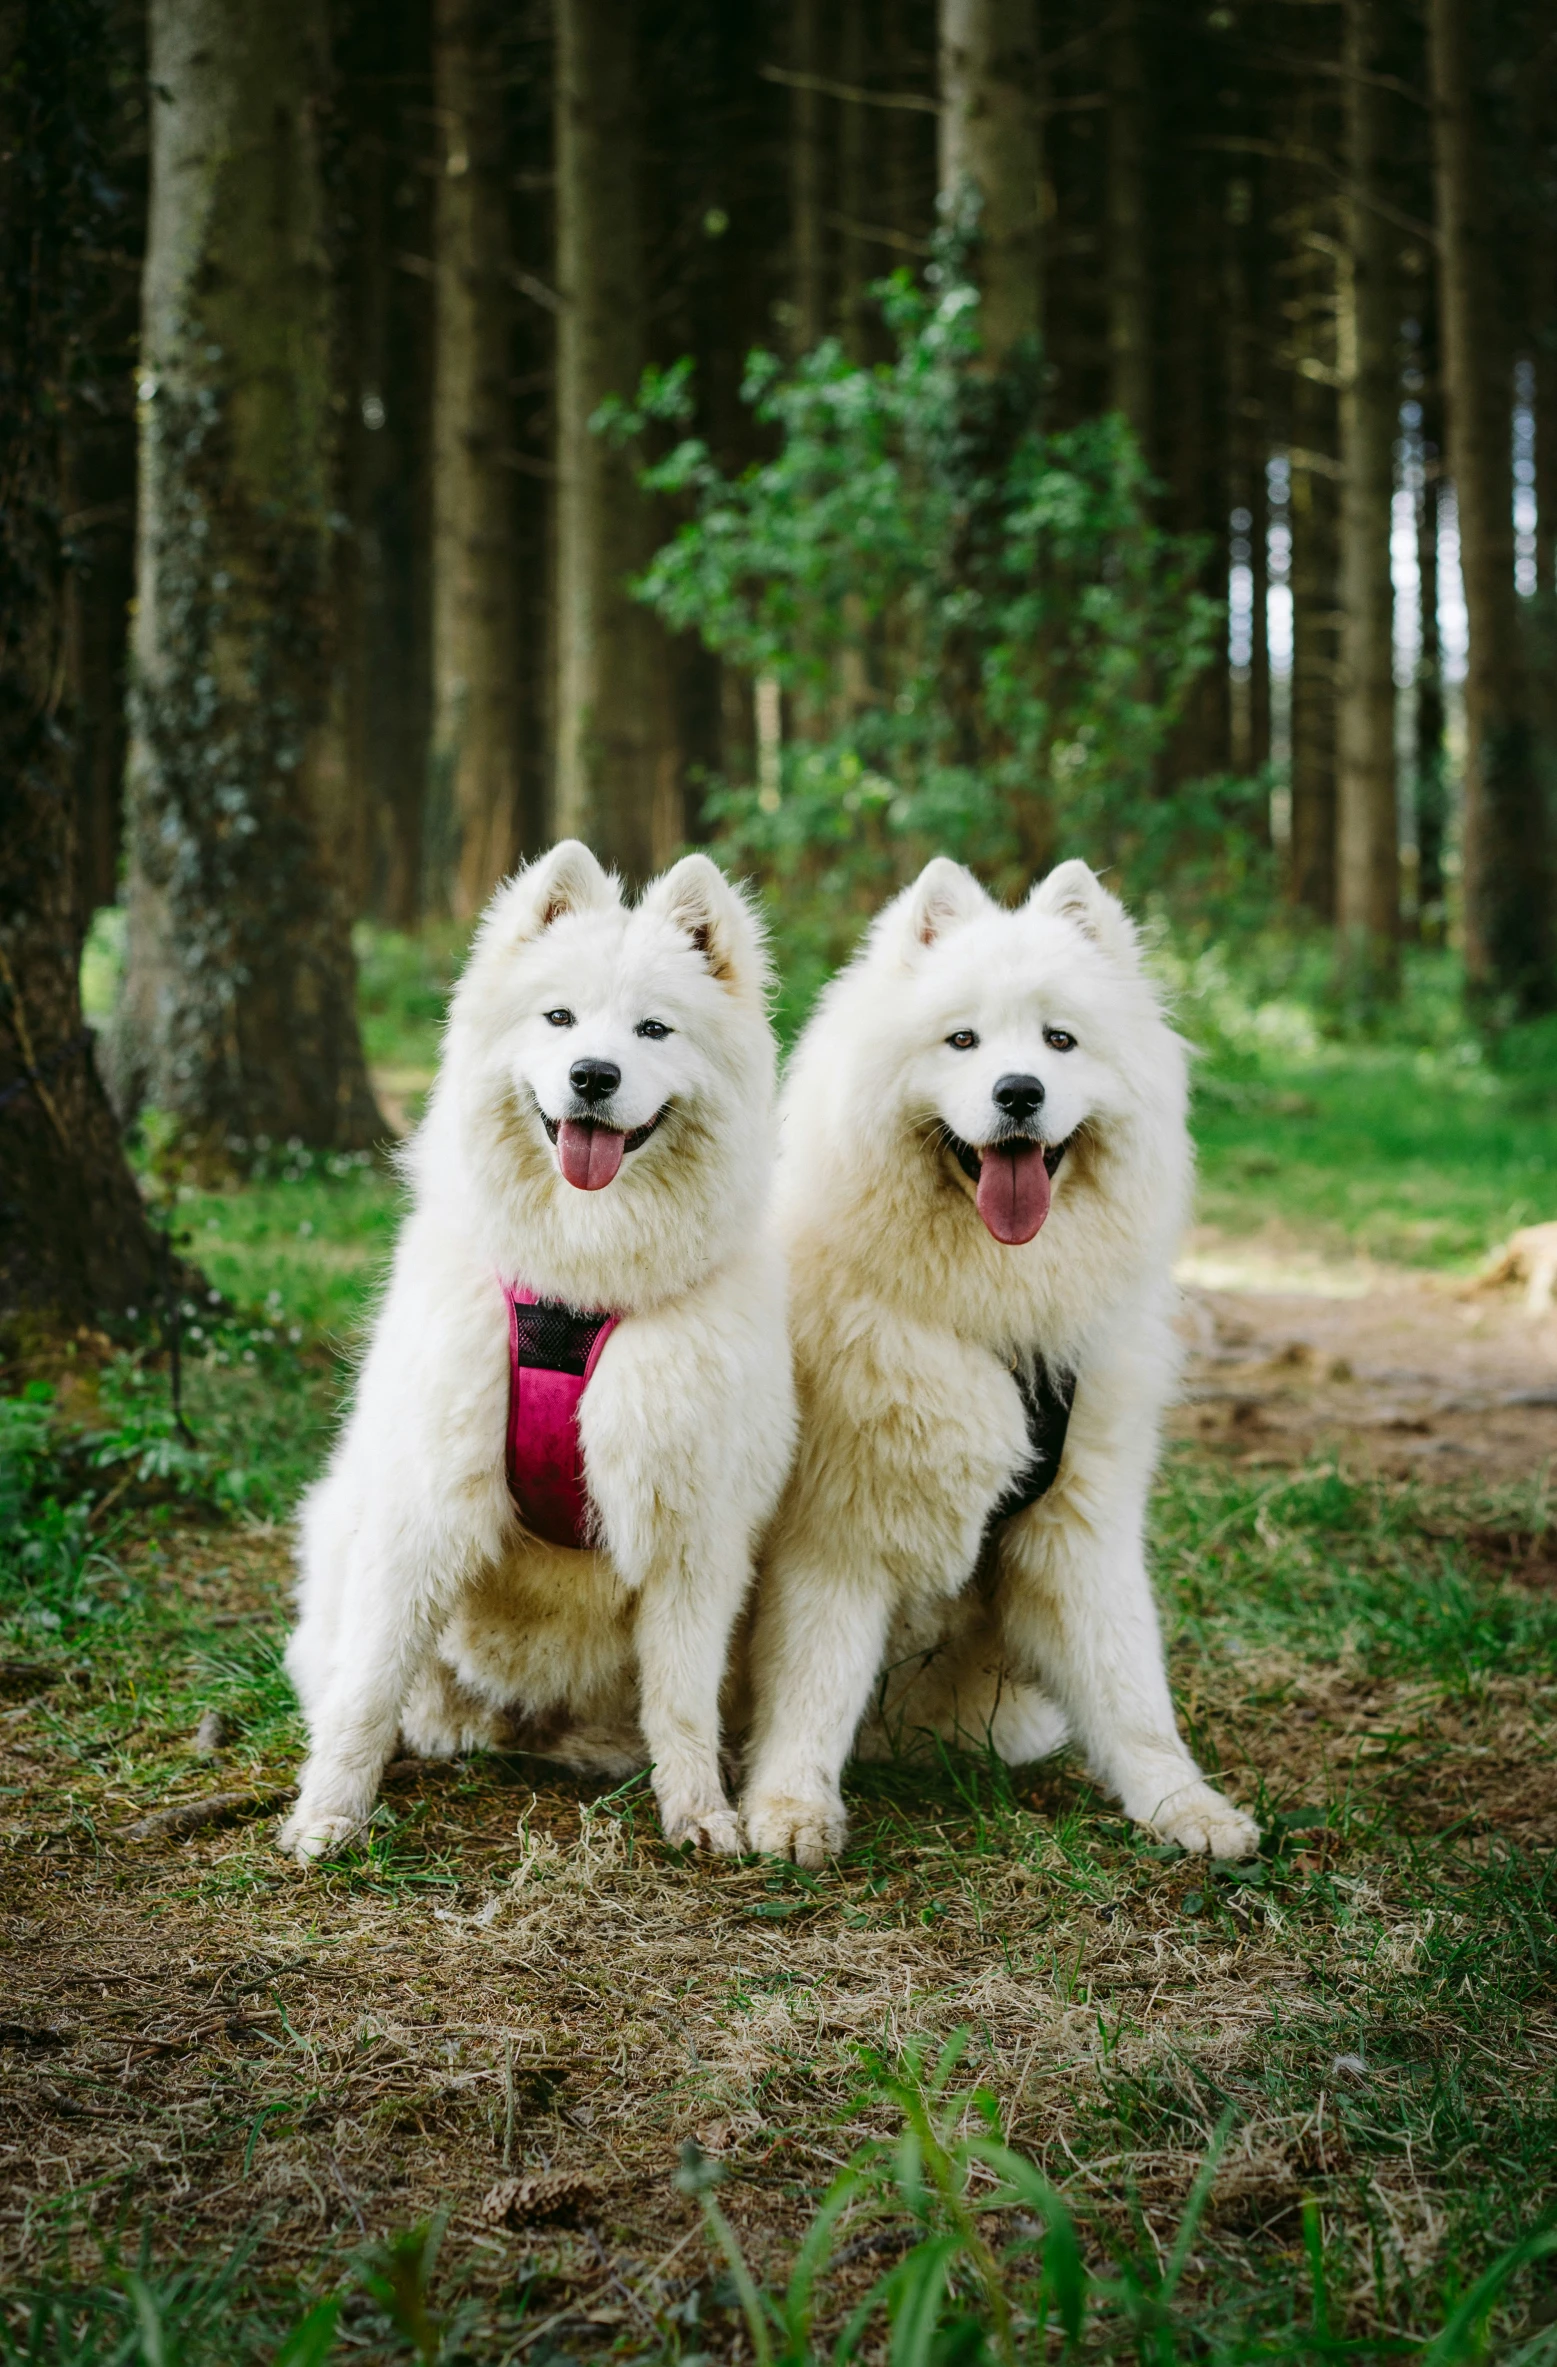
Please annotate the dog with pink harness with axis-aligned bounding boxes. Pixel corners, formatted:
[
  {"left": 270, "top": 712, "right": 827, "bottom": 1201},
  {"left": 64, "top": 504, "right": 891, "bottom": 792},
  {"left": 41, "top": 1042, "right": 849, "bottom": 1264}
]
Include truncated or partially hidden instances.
[{"left": 282, "top": 842, "right": 794, "bottom": 1863}]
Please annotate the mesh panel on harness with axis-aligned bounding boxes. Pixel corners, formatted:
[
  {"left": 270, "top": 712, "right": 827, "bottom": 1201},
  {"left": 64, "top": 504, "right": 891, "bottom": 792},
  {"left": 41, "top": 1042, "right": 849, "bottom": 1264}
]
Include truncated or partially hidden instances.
[
  {"left": 510, "top": 1298, "right": 614, "bottom": 1378},
  {"left": 502, "top": 1283, "right": 619, "bottom": 1551}
]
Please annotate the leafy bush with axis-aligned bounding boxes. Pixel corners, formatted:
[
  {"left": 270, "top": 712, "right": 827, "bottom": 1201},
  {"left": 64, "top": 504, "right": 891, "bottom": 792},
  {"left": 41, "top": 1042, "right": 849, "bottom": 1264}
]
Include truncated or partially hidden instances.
[{"left": 608, "top": 263, "right": 1224, "bottom": 1016}]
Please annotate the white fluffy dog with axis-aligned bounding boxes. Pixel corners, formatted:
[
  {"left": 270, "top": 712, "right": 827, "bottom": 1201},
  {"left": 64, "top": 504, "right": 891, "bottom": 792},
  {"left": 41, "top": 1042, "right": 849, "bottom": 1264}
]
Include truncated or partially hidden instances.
[
  {"left": 741, "top": 855, "right": 1259, "bottom": 1869},
  {"left": 283, "top": 841, "right": 795, "bottom": 1863}
]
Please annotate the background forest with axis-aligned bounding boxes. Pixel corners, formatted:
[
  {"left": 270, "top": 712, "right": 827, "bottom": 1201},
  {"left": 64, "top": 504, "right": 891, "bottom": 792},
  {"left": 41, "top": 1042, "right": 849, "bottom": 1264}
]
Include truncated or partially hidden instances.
[
  {"left": 4, "top": 3, "right": 1557, "bottom": 2364},
  {"left": 6, "top": 0, "right": 1557, "bottom": 1290}
]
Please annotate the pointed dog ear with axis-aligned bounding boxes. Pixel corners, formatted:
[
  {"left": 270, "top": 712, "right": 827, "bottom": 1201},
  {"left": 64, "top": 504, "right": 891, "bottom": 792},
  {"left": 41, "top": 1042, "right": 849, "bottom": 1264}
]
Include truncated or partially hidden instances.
[
  {"left": 487, "top": 841, "right": 619, "bottom": 944},
  {"left": 1027, "top": 858, "right": 1140, "bottom": 966},
  {"left": 898, "top": 857, "right": 990, "bottom": 953},
  {"left": 643, "top": 852, "right": 767, "bottom": 993}
]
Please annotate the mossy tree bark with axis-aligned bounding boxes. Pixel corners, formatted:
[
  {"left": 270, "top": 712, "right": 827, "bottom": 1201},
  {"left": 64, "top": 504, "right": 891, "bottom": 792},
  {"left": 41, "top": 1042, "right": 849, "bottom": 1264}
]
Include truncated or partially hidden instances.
[
  {"left": 428, "top": 0, "right": 520, "bottom": 919},
  {"left": 1335, "top": 0, "right": 1399, "bottom": 990},
  {"left": 1428, "top": 0, "right": 1554, "bottom": 1014},
  {"left": 554, "top": 0, "right": 672, "bottom": 880},
  {"left": 112, "top": 0, "right": 382, "bottom": 1160},
  {"left": 1, "top": 0, "right": 160, "bottom": 1328},
  {"left": 938, "top": 0, "right": 1041, "bottom": 368}
]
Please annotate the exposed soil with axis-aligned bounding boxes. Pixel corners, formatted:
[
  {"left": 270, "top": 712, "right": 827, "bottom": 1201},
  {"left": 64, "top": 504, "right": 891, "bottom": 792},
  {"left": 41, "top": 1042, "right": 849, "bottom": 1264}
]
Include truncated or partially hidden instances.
[{"left": 1173, "top": 1236, "right": 1557, "bottom": 1483}]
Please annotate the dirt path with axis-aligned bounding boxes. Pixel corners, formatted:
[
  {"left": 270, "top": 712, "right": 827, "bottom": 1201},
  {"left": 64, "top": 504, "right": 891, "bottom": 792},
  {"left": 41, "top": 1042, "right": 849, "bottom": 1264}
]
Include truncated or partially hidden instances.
[{"left": 1173, "top": 1230, "right": 1557, "bottom": 1491}]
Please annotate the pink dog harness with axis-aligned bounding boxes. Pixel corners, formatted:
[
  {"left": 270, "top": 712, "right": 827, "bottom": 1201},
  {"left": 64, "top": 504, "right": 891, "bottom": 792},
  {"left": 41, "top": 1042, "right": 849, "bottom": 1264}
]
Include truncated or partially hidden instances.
[{"left": 502, "top": 1283, "right": 619, "bottom": 1551}]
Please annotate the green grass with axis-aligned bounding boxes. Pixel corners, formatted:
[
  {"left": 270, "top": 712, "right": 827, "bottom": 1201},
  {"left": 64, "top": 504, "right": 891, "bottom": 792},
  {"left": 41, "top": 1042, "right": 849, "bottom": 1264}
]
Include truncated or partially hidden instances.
[
  {"left": 354, "top": 920, "right": 470, "bottom": 1076},
  {"left": 1190, "top": 1040, "right": 1556, "bottom": 1268},
  {"left": 1167, "top": 940, "right": 1557, "bottom": 1270},
  {"left": 174, "top": 1155, "right": 400, "bottom": 1346}
]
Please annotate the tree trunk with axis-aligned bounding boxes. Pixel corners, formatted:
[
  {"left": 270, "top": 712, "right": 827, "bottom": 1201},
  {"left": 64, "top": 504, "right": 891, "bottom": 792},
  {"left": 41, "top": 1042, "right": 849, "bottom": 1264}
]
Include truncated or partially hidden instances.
[
  {"left": 1250, "top": 457, "right": 1271, "bottom": 777},
  {"left": 337, "top": 0, "right": 434, "bottom": 932},
  {"left": 111, "top": 0, "right": 381, "bottom": 1160},
  {"left": 62, "top": 383, "right": 137, "bottom": 920},
  {"left": 554, "top": 0, "right": 670, "bottom": 879},
  {"left": 1415, "top": 451, "right": 1447, "bottom": 932},
  {"left": 1, "top": 0, "right": 160, "bottom": 1328},
  {"left": 881, "top": 0, "right": 929, "bottom": 263},
  {"left": 1162, "top": 166, "right": 1230, "bottom": 785},
  {"left": 1536, "top": 335, "right": 1557, "bottom": 602},
  {"left": 1105, "top": 0, "right": 1150, "bottom": 445},
  {"left": 1289, "top": 439, "right": 1340, "bottom": 920},
  {"left": 838, "top": 0, "right": 869, "bottom": 357},
  {"left": 1335, "top": 0, "right": 1399, "bottom": 988},
  {"left": 1428, "top": 0, "right": 1553, "bottom": 1012},
  {"left": 789, "top": 0, "right": 827, "bottom": 353},
  {"left": 938, "top": 0, "right": 1041, "bottom": 367},
  {"left": 428, "top": 0, "right": 519, "bottom": 918},
  {"left": 61, "top": 0, "right": 144, "bottom": 923}
]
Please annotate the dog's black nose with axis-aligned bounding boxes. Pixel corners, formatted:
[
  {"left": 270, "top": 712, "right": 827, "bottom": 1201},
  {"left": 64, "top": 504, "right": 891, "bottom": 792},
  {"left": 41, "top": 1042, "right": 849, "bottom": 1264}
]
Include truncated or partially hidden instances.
[
  {"left": 569, "top": 1058, "right": 621, "bottom": 1105},
  {"left": 993, "top": 1072, "right": 1045, "bottom": 1121}
]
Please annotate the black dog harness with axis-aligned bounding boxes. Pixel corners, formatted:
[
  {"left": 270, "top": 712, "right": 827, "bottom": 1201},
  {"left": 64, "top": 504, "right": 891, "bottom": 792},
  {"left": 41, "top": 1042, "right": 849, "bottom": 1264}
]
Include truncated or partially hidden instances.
[{"left": 987, "top": 1358, "right": 1076, "bottom": 1530}]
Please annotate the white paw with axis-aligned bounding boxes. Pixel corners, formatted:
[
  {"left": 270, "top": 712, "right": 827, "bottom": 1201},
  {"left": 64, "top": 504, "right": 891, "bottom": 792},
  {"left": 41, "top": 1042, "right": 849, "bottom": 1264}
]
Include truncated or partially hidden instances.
[
  {"left": 661, "top": 1802, "right": 745, "bottom": 1856},
  {"left": 1146, "top": 1782, "right": 1260, "bottom": 1861},
  {"left": 278, "top": 1806, "right": 365, "bottom": 1865},
  {"left": 743, "top": 1792, "right": 847, "bottom": 1870}
]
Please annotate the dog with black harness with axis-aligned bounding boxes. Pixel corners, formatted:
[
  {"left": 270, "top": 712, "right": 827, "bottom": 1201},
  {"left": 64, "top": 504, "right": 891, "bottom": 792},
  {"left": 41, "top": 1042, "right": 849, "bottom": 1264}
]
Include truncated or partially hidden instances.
[{"left": 741, "top": 855, "right": 1261, "bottom": 1868}]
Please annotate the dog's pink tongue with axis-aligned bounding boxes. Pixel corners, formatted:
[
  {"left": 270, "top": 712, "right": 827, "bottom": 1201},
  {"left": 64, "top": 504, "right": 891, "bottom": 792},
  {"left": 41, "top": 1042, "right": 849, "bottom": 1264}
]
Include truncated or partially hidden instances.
[
  {"left": 975, "top": 1142, "right": 1051, "bottom": 1245},
  {"left": 557, "top": 1121, "right": 626, "bottom": 1191}
]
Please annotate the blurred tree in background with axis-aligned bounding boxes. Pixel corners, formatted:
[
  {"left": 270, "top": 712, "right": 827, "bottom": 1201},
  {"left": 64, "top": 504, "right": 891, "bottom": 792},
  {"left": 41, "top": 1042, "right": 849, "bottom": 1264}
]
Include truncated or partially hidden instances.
[
  {"left": 0, "top": 0, "right": 160, "bottom": 1323},
  {"left": 107, "top": 0, "right": 382, "bottom": 1161}
]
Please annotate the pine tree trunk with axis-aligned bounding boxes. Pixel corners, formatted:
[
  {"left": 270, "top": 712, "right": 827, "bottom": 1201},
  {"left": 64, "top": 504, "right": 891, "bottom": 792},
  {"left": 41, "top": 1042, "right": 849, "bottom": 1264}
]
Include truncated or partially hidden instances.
[
  {"left": 881, "top": 2, "right": 929, "bottom": 260},
  {"left": 428, "top": 0, "right": 520, "bottom": 918},
  {"left": 62, "top": 385, "right": 137, "bottom": 919},
  {"left": 1536, "top": 332, "right": 1557, "bottom": 601},
  {"left": 938, "top": 0, "right": 1041, "bottom": 366},
  {"left": 1, "top": 0, "right": 160, "bottom": 1328},
  {"left": 1105, "top": 0, "right": 1150, "bottom": 443},
  {"left": 789, "top": 0, "right": 827, "bottom": 352},
  {"left": 1416, "top": 455, "right": 1447, "bottom": 931},
  {"left": 838, "top": 0, "right": 869, "bottom": 356},
  {"left": 1335, "top": 0, "right": 1399, "bottom": 988},
  {"left": 1250, "top": 459, "right": 1271, "bottom": 776},
  {"left": 1289, "top": 439, "right": 1340, "bottom": 920},
  {"left": 554, "top": 0, "right": 670, "bottom": 878},
  {"left": 1428, "top": 0, "right": 1554, "bottom": 1011},
  {"left": 112, "top": 0, "right": 381, "bottom": 1160},
  {"left": 338, "top": 0, "right": 434, "bottom": 932},
  {"left": 1163, "top": 167, "right": 1230, "bottom": 785},
  {"left": 62, "top": 0, "right": 144, "bottom": 922}
]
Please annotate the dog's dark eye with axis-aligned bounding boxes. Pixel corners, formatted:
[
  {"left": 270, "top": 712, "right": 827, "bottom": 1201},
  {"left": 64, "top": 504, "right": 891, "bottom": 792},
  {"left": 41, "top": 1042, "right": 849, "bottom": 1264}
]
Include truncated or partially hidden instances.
[
  {"left": 946, "top": 1029, "right": 979, "bottom": 1051},
  {"left": 1044, "top": 1027, "right": 1077, "bottom": 1052},
  {"left": 635, "top": 1018, "right": 672, "bottom": 1041},
  {"left": 544, "top": 1008, "right": 576, "bottom": 1029}
]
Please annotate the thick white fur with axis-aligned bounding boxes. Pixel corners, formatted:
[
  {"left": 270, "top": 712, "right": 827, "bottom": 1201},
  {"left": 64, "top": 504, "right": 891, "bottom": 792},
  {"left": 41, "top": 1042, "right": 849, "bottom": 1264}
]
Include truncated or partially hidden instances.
[
  {"left": 283, "top": 842, "right": 796, "bottom": 1863},
  {"left": 742, "top": 855, "right": 1259, "bottom": 1869}
]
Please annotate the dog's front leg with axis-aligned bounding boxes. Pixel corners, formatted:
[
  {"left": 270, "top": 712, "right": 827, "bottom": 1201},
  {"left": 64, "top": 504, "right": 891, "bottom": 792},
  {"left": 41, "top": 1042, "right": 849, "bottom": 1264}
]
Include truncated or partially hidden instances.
[
  {"left": 281, "top": 1514, "right": 475, "bottom": 1864},
  {"left": 632, "top": 1553, "right": 746, "bottom": 1855},
  {"left": 741, "top": 1561, "right": 894, "bottom": 1870},
  {"left": 1001, "top": 1491, "right": 1259, "bottom": 1862}
]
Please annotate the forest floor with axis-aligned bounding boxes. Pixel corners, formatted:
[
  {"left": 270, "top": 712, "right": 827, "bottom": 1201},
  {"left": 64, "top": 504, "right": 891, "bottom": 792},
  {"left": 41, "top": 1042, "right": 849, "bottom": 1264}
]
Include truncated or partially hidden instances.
[{"left": 4, "top": 946, "right": 1556, "bottom": 2363}]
